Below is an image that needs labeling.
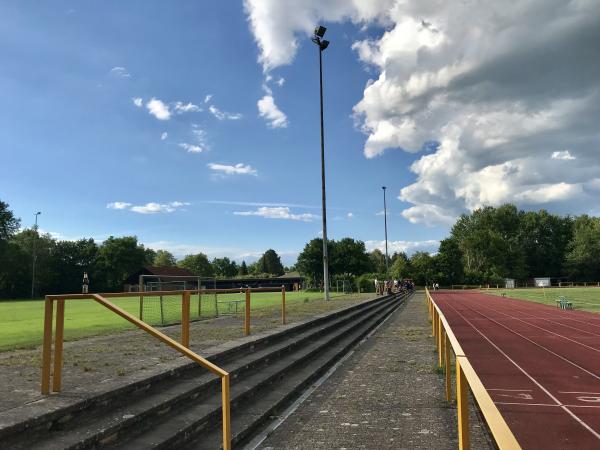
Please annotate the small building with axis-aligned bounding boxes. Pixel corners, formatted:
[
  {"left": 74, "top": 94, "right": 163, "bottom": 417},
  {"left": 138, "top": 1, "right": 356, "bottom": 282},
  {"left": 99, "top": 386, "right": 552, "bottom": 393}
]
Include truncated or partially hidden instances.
[
  {"left": 534, "top": 277, "right": 551, "bottom": 287},
  {"left": 504, "top": 278, "right": 515, "bottom": 289}
]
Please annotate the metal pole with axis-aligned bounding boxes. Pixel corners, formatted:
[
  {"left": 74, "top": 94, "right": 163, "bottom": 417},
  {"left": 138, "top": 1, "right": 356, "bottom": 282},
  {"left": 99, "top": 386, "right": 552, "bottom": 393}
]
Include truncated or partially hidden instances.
[
  {"left": 31, "top": 212, "right": 41, "bottom": 299},
  {"left": 319, "top": 42, "right": 330, "bottom": 301},
  {"left": 382, "top": 187, "right": 389, "bottom": 279}
]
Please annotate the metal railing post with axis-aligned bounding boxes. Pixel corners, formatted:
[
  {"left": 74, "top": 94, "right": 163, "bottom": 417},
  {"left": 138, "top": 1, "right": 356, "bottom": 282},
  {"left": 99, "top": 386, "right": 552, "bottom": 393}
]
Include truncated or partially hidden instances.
[
  {"left": 456, "top": 357, "right": 470, "bottom": 450},
  {"left": 438, "top": 316, "right": 443, "bottom": 367},
  {"left": 244, "top": 288, "right": 251, "bottom": 336},
  {"left": 445, "top": 333, "right": 452, "bottom": 402},
  {"left": 281, "top": 285, "right": 286, "bottom": 325},
  {"left": 52, "top": 299, "right": 65, "bottom": 392},
  {"left": 222, "top": 374, "right": 231, "bottom": 450},
  {"left": 182, "top": 291, "right": 190, "bottom": 348},
  {"left": 41, "top": 297, "right": 53, "bottom": 394}
]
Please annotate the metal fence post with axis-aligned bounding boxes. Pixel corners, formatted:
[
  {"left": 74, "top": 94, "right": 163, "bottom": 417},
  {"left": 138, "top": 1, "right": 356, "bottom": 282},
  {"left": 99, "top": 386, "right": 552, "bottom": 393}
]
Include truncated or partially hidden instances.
[
  {"left": 41, "top": 297, "right": 53, "bottom": 394},
  {"left": 52, "top": 299, "right": 65, "bottom": 392},
  {"left": 182, "top": 291, "right": 190, "bottom": 348},
  {"left": 222, "top": 374, "right": 231, "bottom": 450},
  {"left": 244, "top": 288, "right": 251, "bottom": 336},
  {"left": 281, "top": 285, "right": 286, "bottom": 325}
]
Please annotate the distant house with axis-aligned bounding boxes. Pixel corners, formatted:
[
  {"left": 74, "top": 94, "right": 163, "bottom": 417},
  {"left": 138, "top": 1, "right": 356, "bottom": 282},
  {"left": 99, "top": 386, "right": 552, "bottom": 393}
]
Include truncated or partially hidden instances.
[{"left": 124, "top": 266, "right": 195, "bottom": 291}]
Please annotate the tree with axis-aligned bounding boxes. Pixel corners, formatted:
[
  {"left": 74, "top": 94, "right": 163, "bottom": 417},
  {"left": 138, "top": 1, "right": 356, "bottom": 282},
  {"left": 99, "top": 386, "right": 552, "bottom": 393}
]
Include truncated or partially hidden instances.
[
  {"left": 212, "top": 257, "right": 238, "bottom": 277},
  {"left": 238, "top": 260, "right": 248, "bottom": 276},
  {"left": 434, "top": 238, "right": 463, "bottom": 285},
  {"left": 409, "top": 252, "right": 436, "bottom": 286},
  {"left": 178, "top": 253, "right": 214, "bottom": 277},
  {"left": 49, "top": 238, "right": 98, "bottom": 294},
  {"left": 330, "top": 238, "right": 371, "bottom": 277},
  {"left": 256, "top": 249, "right": 285, "bottom": 276},
  {"left": 564, "top": 215, "right": 600, "bottom": 280},
  {"left": 0, "top": 201, "right": 20, "bottom": 242},
  {"left": 296, "top": 238, "right": 331, "bottom": 282},
  {"left": 94, "top": 236, "right": 147, "bottom": 291},
  {"left": 390, "top": 252, "right": 411, "bottom": 280},
  {"left": 368, "top": 249, "right": 387, "bottom": 275},
  {"left": 154, "top": 250, "right": 177, "bottom": 267}
]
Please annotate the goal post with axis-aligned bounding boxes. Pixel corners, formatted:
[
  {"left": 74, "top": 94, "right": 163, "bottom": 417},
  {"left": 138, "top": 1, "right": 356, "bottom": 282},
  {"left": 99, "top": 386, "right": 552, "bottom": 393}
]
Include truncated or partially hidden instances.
[{"left": 138, "top": 274, "right": 216, "bottom": 325}]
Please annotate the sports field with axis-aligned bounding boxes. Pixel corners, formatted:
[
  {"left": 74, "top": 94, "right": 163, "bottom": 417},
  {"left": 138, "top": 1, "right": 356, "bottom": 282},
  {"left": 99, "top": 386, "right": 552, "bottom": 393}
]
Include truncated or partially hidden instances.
[
  {"left": 0, "top": 291, "right": 356, "bottom": 351},
  {"left": 484, "top": 287, "right": 600, "bottom": 313}
]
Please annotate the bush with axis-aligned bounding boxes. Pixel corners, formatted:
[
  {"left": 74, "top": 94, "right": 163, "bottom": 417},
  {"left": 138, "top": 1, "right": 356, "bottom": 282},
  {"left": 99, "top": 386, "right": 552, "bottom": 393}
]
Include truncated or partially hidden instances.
[{"left": 355, "top": 273, "right": 382, "bottom": 293}]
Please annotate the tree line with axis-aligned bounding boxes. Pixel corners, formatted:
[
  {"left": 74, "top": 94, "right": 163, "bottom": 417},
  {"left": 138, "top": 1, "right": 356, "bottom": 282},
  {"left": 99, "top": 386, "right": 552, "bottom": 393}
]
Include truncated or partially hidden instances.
[
  {"left": 296, "top": 204, "right": 600, "bottom": 288},
  {"left": 0, "top": 201, "right": 287, "bottom": 298},
  {"left": 3, "top": 199, "right": 599, "bottom": 298}
]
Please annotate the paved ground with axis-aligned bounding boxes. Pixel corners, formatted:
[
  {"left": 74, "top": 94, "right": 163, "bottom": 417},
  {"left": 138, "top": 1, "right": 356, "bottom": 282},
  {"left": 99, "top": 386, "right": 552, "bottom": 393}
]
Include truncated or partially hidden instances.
[{"left": 257, "top": 292, "right": 493, "bottom": 450}]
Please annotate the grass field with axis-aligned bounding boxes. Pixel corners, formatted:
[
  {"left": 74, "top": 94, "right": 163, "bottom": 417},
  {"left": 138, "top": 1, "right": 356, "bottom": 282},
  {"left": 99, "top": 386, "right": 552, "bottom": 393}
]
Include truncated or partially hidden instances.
[
  {"left": 0, "top": 291, "right": 360, "bottom": 351},
  {"left": 484, "top": 287, "right": 600, "bottom": 313}
]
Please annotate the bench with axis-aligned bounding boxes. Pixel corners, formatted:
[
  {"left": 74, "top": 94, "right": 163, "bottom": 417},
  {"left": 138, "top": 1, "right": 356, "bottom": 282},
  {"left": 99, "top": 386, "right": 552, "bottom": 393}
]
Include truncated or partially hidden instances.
[{"left": 555, "top": 296, "right": 573, "bottom": 310}]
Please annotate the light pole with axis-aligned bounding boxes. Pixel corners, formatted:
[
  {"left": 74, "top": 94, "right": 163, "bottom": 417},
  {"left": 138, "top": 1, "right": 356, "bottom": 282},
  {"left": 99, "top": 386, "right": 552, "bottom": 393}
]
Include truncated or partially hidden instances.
[
  {"left": 31, "top": 211, "right": 41, "bottom": 299},
  {"left": 312, "top": 25, "right": 331, "bottom": 301},
  {"left": 382, "top": 187, "right": 389, "bottom": 279}
]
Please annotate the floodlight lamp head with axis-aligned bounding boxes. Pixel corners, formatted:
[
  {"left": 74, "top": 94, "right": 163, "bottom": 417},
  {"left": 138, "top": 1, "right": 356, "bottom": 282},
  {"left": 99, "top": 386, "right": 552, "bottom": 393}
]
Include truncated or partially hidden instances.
[
  {"left": 320, "top": 40, "right": 329, "bottom": 51},
  {"left": 315, "top": 25, "right": 327, "bottom": 38}
]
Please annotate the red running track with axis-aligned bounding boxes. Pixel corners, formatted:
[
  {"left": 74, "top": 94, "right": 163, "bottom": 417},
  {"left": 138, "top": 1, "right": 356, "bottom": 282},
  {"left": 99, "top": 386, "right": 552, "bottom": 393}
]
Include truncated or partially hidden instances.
[{"left": 432, "top": 291, "right": 600, "bottom": 450}]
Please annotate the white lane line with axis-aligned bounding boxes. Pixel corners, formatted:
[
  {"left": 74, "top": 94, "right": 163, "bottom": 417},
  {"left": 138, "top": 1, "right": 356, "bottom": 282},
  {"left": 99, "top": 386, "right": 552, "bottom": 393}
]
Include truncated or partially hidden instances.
[
  {"left": 441, "top": 300, "right": 600, "bottom": 441},
  {"left": 495, "top": 402, "right": 600, "bottom": 409},
  {"left": 473, "top": 299, "right": 600, "bottom": 339},
  {"left": 456, "top": 300, "right": 600, "bottom": 382},
  {"left": 487, "top": 388, "right": 533, "bottom": 392},
  {"left": 561, "top": 391, "right": 600, "bottom": 394}
]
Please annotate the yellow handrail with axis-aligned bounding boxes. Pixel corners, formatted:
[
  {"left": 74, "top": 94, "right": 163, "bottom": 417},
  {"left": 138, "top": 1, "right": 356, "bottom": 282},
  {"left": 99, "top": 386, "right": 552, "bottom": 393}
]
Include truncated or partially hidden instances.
[
  {"left": 425, "top": 288, "right": 521, "bottom": 450},
  {"left": 41, "top": 293, "right": 231, "bottom": 450}
]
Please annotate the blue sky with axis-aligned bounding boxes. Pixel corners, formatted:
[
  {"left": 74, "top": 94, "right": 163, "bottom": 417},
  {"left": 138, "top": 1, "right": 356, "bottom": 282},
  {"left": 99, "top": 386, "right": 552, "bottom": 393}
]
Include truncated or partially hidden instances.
[{"left": 2, "top": 1, "right": 598, "bottom": 265}]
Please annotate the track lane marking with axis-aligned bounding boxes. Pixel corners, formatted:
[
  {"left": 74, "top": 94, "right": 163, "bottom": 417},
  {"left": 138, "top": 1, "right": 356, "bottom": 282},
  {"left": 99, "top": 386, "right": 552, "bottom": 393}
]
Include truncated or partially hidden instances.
[
  {"left": 439, "top": 298, "right": 600, "bottom": 441},
  {"left": 450, "top": 299, "right": 600, "bottom": 381},
  {"left": 459, "top": 299, "right": 600, "bottom": 353}
]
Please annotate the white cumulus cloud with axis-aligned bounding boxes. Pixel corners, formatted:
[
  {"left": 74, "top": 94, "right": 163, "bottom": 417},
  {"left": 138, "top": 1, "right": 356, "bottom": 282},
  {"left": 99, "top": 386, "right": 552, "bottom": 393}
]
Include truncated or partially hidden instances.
[
  {"left": 179, "top": 143, "right": 204, "bottom": 153},
  {"left": 160, "top": 132, "right": 168, "bottom": 140},
  {"left": 132, "top": 97, "right": 143, "bottom": 107},
  {"left": 107, "top": 201, "right": 189, "bottom": 214},
  {"left": 551, "top": 150, "right": 576, "bottom": 160},
  {"left": 208, "top": 163, "right": 258, "bottom": 176},
  {"left": 146, "top": 98, "right": 171, "bottom": 120},
  {"left": 173, "top": 101, "right": 201, "bottom": 113},
  {"left": 234, "top": 206, "right": 317, "bottom": 222},
  {"left": 245, "top": 0, "right": 600, "bottom": 226},
  {"left": 365, "top": 239, "right": 440, "bottom": 255},
  {"left": 107, "top": 202, "right": 132, "bottom": 210},
  {"left": 110, "top": 66, "right": 131, "bottom": 78},
  {"left": 257, "top": 95, "right": 288, "bottom": 128},
  {"left": 208, "top": 105, "right": 242, "bottom": 120}
]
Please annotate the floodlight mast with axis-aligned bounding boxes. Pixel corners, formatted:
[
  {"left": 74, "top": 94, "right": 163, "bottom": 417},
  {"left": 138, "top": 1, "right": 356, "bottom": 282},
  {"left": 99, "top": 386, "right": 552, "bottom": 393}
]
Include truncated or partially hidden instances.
[
  {"left": 382, "top": 187, "right": 389, "bottom": 279},
  {"left": 31, "top": 211, "right": 41, "bottom": 299},
  {"left": 312, "top": 25, "right": 331, "bottom": 301}
]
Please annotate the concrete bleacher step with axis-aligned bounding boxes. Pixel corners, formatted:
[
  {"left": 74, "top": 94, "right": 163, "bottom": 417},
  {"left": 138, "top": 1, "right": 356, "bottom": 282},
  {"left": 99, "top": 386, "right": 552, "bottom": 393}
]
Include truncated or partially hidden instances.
[
  {"left": 110, "top": 299, "right": 402, "bottom": 450},
  {"left": 2, "top": 293, "right": 408, "bottom": 450}
]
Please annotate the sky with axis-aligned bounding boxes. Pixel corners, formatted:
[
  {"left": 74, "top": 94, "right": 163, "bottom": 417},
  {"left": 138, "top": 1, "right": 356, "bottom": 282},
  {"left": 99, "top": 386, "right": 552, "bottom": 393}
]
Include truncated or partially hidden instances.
[{"left": 1, "top": 0, "right": 599, "bottom": 265}]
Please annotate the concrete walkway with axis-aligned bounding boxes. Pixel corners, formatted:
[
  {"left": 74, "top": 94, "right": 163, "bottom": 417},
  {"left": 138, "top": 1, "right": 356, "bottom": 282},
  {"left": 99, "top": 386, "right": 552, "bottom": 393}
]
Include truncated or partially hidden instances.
[{"left": 257, "top": 292, "right": 493, "bottom": 449}]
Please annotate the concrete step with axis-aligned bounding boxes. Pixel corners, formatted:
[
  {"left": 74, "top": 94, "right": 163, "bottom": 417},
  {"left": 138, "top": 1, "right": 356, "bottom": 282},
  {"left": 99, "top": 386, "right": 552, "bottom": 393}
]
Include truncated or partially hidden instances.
[
  {"left": 111, "top": 297, "right": 405, "bottom": 449},
  {"left": 3, "top": 294, "right": 405, "bottom": 450}
]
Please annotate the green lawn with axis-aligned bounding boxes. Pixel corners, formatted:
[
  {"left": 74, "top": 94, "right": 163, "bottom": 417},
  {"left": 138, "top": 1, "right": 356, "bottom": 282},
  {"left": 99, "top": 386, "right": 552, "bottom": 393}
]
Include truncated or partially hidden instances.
[
  {"left": 484, "top": 287, "right": 600, "bottom": 313},
  {"left": 0, "top": 291, "right": 354, "bottom": 351}
]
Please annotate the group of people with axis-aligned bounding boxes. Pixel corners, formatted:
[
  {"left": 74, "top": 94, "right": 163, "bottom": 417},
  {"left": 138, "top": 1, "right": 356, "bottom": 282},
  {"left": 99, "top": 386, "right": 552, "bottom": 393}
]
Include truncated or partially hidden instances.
[{"left": 374, "top": 278, "right": 414, "bottom": 295}]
